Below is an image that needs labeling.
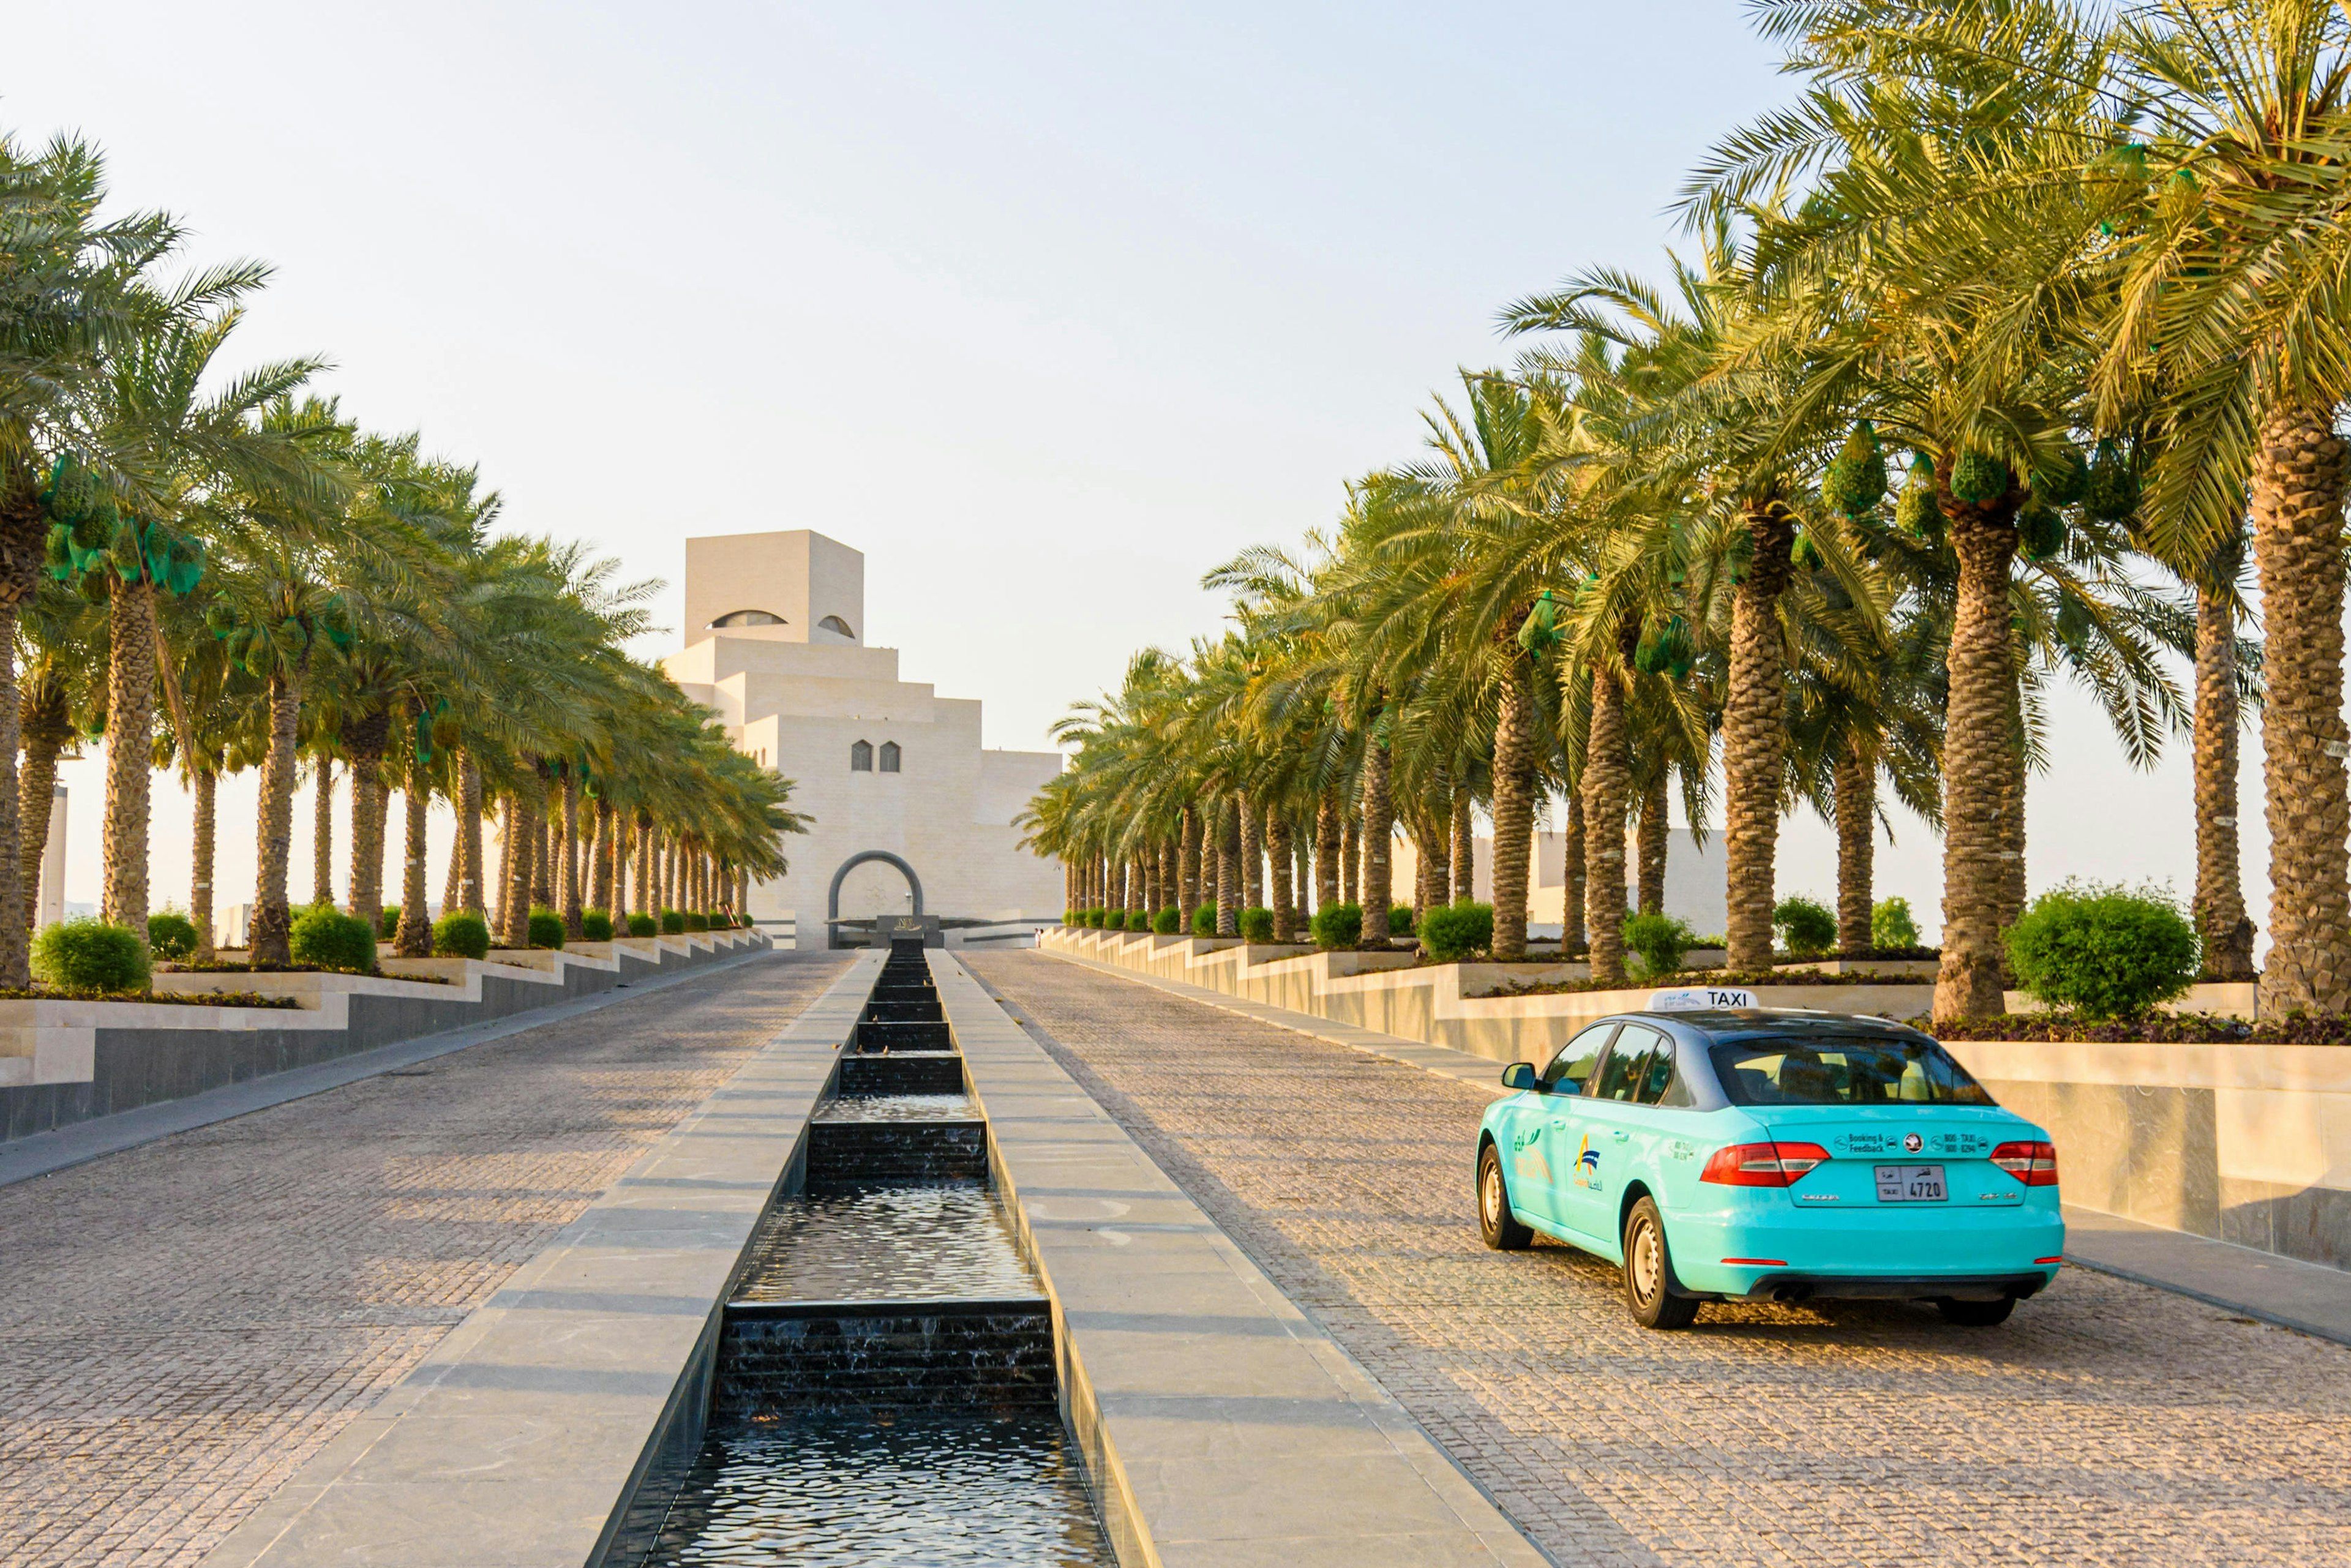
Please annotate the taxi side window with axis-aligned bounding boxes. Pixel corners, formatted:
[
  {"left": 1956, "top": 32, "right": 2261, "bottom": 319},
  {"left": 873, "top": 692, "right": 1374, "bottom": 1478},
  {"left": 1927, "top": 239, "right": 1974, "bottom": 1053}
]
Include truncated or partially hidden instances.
[
  {"left": 1589, "top": 1028, "right": 1658, "bottom": 1101},
  {"left": 1541, "top": 1022, "right": 1618, "bottom": 1093},
  {"left": 1632, "top": 1030, "right": 1684, "bottom": 1106}
]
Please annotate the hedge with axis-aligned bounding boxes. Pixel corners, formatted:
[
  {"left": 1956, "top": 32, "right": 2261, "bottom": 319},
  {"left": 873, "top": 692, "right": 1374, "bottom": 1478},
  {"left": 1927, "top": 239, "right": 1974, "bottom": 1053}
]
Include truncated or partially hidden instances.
[
  {"left": 432, "top": 911, "right": 492, "bottom": 960},
  {"left": 1420, "top": 901, "right": 1494, "bottom": 962},
  {"left": 33, "top": 917, "right": 151, "bottom": 992},
  {"left": 290, "top": 906, "right": 377, "bottom": 972},
  {"left": 147, "top": 910, "right": 198, "bottom": 962}
]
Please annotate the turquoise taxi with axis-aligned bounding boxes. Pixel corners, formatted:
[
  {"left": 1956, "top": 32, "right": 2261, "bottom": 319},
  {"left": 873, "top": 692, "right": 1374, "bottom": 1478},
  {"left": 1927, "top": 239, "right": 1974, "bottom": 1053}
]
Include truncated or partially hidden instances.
[{"left": 1475, "top": 989, "right": 2064, "bottom": 1329}]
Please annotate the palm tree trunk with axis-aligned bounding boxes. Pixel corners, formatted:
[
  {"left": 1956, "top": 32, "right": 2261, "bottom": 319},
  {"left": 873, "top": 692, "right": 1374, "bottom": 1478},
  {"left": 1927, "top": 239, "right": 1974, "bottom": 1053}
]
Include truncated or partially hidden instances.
[
  {"left": 1996, "top": 692, "right": 2028, "bottom": 936},
  {"left": 1583, "top": 627, "right": 1635, "bottom": 986},
  {"left": 1361, "top": 731, "right": 1394, "bottom": 943},
  {"left": 1450, "top": 785, "right": 1474, "bottom": 905},
  {"left": 442, "top": 829, "right": 462, "bottom": 918},
  {"left": 1267, "top": 808, "right": 1296, "bottom": 940},
  {"left": 2194, "top": 580, "right": 2255, "bottom": 980},
  {"left": 1215, "top": 798, "right": 1238, "bottom": 936},
  {"left": 1158, "top": 837, "right": 1176, "bottom": 923},
  {"left": 394, "top": 740, "right": 432, "bottom": 958},
  {"left": 192, "top": 767, "right": 216, "bottom": 961},
  {"left": 101, "top": 578, "right": 157, "bottom": 934},
  {"left": 1563, "top": 789, "right": 1586, "bottom": 953},
  {"left": 492, "top": 801, "right": 512, "bottom": 936},
  {"left": 0, "top": 590, "right": 31, "bottom": 986},
  {"left": 1129, "top": 850, "right": 1146, "bottom": 920},
  {"left": 637, "top": 814, "right": 654, "bottom": 918},
  {"left": 250, "top": 670, "right": 304, "bottom": 966},
  {"left": 1237, "top": 790, "right": 1262, "bottom": 911},
  {"left": 1723, "top": 501, "right": 1794, "bottom": 971},
  {"left": 1638, "top": 770, "right": 1669, "bottom": 917},
  {"left": 560, "top": 768, "right": 584, "bottom": 939},
  {"left": 312, "top": 759, "right": 334, "bottom": 906},
  {"left": 347, "top": 713, "right": 390, "bottom": 932},
  {"left": 1176, "top": 807, "right": 1198, "bottom": 920},
  {"left": 458, "top": 754, "right": 485, "bottom": 917},
  {"left": 18, "top": 683, "right": 67, "bottom": 931},
  {"left": 1835, "top": 742, "right": 1874, "bottom": 956},
  {"left": 1341, "top": 815, "right": 1358, "bottom": 906},
  {"left": 533, "top": 792, "right": 554, "bottom": 909},
  {"left": 1491, "top": 665, "right": 1535, "bottom": 959},
  {"left": 1314, "top": 793, "right": 1341, "bottom": 912},
  {"left": 593, "top": 800, "right": 616, "bottom": 922},
  {"left": 2254, "top": 405, "right": 2351, "bottom": 1013},
  {"left": 503, "top": 793, "right": 534, "bottom": 948},
  {"left": 1933, "top": 475, "right": 2023, "bottom": 1021}
]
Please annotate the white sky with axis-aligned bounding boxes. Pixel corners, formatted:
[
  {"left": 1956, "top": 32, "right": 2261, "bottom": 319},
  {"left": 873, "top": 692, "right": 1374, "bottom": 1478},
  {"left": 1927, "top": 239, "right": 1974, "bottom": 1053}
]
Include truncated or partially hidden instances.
[{"left": 18, "top": 1, "right": 2263, "bottom": 939}]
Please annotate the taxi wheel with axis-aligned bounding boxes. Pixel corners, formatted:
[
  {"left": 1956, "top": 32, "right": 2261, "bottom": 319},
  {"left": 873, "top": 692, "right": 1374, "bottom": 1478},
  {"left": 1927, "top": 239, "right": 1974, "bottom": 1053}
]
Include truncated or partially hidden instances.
[
  {"left": 1622, "top": 1198, "right": 1698, "bottom": 1330},
  {"left": 1936, "top": 1296, "right": 2016, "bottom": 1327},
  {"left": 1477, "top": 1145, "right": 1532, "bottom": 1251}
]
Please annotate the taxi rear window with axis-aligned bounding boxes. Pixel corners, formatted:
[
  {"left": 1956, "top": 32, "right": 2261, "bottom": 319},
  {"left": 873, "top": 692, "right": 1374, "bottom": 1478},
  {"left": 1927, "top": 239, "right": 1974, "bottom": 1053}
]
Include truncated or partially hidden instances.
[{"left": 1707, "top": 1036, "right": 1993, "bottom": 1107}]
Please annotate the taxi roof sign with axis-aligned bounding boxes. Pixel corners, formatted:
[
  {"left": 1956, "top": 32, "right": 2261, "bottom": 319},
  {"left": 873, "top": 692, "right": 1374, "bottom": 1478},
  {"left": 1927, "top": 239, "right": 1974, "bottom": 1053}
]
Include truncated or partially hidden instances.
[{"left": 1648, "top": 986, "right": 1758, "bottom": 1012}]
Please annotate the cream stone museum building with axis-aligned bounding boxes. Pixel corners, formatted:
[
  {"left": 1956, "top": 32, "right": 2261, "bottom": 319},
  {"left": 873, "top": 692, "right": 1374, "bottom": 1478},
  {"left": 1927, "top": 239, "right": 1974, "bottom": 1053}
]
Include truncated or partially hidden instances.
[{"left": 662, "top": 530, "right": 1064, "bottom": 947}]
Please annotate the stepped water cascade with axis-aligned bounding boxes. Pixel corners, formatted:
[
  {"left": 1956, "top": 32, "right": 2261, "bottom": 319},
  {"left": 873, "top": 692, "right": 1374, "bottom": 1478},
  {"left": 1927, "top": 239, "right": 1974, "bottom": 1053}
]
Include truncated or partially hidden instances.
[{"left": 618, "top": 938, "right": 1116, "bottom": 1566}]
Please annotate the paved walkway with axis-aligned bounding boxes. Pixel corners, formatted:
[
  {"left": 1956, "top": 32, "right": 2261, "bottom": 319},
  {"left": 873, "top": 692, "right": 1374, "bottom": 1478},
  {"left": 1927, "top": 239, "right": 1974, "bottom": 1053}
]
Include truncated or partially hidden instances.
[
  {"left": 0, "top": 950, "right": 850, "bottom": 1568},
  {"left": 970, "top": 951, "right": 2351, "bottom": 1568}
]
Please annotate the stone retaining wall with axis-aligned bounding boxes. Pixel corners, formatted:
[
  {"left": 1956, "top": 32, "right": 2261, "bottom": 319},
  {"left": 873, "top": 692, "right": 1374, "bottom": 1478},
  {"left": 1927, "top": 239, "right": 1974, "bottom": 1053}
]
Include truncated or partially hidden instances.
[{"left": 0, "top": 931, "right": 768, "bottom": 1143}]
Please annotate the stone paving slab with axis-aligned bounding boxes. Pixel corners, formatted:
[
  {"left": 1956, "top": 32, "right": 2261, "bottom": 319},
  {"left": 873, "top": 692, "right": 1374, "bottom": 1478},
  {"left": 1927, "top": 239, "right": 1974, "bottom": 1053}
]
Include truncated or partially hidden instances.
[
  {"left": 201, "top": 950, "right": 879, "bottom": 1568},
  {"left": 934, "top": 951, "right": 1551, "bottom": 1568},
  {"left": 0, "top": 949, "right": 853, "bottom": 1568},
  {"left": 972, "top": 950, "right": 2351, "bottom": 1568}
]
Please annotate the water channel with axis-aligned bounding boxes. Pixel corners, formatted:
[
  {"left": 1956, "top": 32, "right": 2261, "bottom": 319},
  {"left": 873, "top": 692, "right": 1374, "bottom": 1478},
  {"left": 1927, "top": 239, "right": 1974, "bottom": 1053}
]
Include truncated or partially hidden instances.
[{"left": 624, "top": 940, "right": 1117, "bottom": 1566}]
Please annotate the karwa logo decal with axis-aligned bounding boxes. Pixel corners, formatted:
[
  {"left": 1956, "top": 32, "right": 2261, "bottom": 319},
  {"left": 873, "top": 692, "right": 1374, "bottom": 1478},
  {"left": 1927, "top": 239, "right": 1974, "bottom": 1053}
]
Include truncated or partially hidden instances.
[{"left": 1575, "top": 1134, "right": 1602, "bottom": 1190}]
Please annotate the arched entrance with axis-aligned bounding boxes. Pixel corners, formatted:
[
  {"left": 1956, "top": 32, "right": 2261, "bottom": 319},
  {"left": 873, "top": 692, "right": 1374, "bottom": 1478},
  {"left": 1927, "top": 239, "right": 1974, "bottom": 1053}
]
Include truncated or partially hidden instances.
[{"left": 826, "top": 850, "right": 923, "bottom": 948}]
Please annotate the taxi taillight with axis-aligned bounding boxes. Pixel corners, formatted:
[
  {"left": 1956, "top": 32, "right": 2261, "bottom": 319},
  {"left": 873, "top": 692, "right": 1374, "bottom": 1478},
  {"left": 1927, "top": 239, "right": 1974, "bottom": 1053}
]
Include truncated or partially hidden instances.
[
  {"left": 1990, "top": 1140, "right": 2060, "bottom": 1187},
  {"left": 1699, "top": 1141, "right": 1831, "bottom": 1187}
]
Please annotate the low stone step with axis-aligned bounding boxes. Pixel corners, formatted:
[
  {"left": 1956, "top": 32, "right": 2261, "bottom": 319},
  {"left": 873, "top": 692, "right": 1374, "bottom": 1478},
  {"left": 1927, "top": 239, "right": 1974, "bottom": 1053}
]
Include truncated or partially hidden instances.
[
  {"left": 714, "top": 1299, "right": 1056, "bottom": 1416},
  {"left": 863, "top": 999, "right": 945, "bottom": 1023},
  {"left": 838, "top": 1053, "right": 964, "bottom": 1096},
  {"left": 856, "top": 1019, "right": 954, "bottom": 1052},
  {"left": 807, "top": 1119, "right": 986, "bottom": 1183}
]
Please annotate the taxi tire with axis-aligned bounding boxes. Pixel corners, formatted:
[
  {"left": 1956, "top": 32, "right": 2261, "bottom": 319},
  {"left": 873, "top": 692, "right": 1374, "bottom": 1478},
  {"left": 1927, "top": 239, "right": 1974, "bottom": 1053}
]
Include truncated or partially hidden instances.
[
  {"left": 1935, "top": 1296, "right": 2016, "bottom": 1327},
  {"left": 1477, "top": 1144, "right": 1533, "bottom": 1251},
  {"left": 1622, "top": 1198, "right": 1699, "bottom": 1330}
]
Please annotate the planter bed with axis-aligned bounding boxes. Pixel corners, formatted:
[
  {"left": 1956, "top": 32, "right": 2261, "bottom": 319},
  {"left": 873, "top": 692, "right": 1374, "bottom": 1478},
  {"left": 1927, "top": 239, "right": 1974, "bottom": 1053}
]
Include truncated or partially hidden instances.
[
  {"left": 0, "top": 986, "right": 299, "bottom": 1009},
  {"left": 1925, "top": 1011, "right": 2351, "bottom": 1045}
]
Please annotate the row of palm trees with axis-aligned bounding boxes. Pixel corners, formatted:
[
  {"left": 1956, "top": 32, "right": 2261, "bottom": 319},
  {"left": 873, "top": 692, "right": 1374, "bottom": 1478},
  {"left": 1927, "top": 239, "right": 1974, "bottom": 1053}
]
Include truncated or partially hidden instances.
[
  {"left": 1, "top": 131, "right": 803, "bottom": 978},
  {"left": 1026, "top": 0, "right": 2350, "bottom": 1022}
]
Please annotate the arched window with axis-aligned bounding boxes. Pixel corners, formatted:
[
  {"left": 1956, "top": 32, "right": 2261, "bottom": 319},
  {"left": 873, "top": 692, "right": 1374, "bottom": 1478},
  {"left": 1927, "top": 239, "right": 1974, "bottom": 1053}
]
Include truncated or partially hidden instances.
[
  {"left": 850, "top": 740, "right": 873, "bottom": 771},
  {"left": 818, "top": 615, "right": 855, "bottom": 639},
  {"left": 879, "top": 740, "right": 901, "bottom": 773},
  {"left": 711, "top": 609, "right": 785, "bottom": 628}
]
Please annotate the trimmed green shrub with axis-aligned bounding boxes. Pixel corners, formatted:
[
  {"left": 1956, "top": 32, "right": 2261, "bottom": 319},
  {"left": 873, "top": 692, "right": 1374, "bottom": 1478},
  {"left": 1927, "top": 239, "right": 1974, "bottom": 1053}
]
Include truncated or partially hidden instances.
[
  {"left": 1420, "top": 901, "right": 1494, "bottom": 962},
  {"left": 628, "top": 913, "right": 658, "bottom": 937},
  {"left": 147, "top": 910, "right": 198, "bottom": 962},
  {"left": 1239, "top": 906, "right": 1275, "bottom": 942},
  {"left": 1622, "top": 911, "right": 1699, "bottom": 976},
  {"left": 528, "top": 907, "right": 566, "bottom": 949},
  {"left": 379, "top": 905, "right": 401, "bottom": 939},
  {"left": 582, "top": 910, "right": 614, "bottom": 942},
  {"left": 1191, "top": 904, "right": 1215, "bottom": 936},
  {"left": 1310, "top": 902, "right": 1362, "bottom": 951},
  {"left": 34, "top": 917, "right": 151, "bottom": 992},
  {"left": 1103, "top": 909, "right": 1127, "bottom": 931},
  {"left": 291, "top": 906, "right": 376, "bottom": 972},
  {"left": 1389, "top": 904, "right": 1415, "bottom": 938},
  {"left": 1872, "top": 896, "right": 1922, "bottom": 951},
  {"left": 2004, "top": 879, "right": 2198, "bottom": 1019},
  {"left": 1774, "top": 896, "right": 1838, "bottom": 960},
  {"left": 660, "top": 909, "right": 684, "bottom": 934},
  {"left": 1153, "top": 906, "right": 1180, "bottom": 935},
  {"left": 432, "top": 911, "right": 491, "bottom": 960},
  {"left": 683, "top": 911, "right": 710, "bottom": 932}
]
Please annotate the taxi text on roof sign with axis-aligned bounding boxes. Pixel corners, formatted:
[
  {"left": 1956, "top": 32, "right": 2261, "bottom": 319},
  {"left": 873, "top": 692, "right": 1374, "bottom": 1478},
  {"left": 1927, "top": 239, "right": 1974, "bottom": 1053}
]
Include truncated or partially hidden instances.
[{"left": 1648, "top": 986, "right": 1758, "bottom": 1012}]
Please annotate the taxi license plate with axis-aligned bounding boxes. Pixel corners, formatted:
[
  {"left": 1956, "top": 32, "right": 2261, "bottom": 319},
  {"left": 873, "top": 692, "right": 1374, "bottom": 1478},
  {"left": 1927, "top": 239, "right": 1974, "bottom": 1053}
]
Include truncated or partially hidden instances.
[{"left": 1875, "top": 1165, "right": 1946, "bottom": 1203}]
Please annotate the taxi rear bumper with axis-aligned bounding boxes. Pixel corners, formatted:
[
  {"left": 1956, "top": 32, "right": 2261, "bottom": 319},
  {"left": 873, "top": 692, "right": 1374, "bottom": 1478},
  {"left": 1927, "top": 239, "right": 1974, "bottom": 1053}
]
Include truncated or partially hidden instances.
[{"left": 1731, "top": 1269, "right": 2055, "bottom": 1304}]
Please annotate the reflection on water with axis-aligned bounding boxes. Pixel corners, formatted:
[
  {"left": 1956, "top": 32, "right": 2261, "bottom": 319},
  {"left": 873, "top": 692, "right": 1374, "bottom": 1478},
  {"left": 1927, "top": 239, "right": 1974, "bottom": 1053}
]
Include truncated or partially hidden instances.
[
  {"left": 817, "top": 1093, "right": 978, "bottom": 1123},
  {"left": 647, "top": 1411, "right": 1113, "bottom": 1566},
  {"left": 733, "top": 1180, "right": 1040, "bottom": 1303}
]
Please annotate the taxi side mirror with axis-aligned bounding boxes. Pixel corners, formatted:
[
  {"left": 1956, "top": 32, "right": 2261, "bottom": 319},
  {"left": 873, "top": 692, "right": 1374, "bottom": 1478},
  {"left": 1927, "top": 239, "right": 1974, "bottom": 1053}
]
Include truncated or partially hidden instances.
[{"left": 1501, "top": 1062, "right": 1538, "bottom": 1092}]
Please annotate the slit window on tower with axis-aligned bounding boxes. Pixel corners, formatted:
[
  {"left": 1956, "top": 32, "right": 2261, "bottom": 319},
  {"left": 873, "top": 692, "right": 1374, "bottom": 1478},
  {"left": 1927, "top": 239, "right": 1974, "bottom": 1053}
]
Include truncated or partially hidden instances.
[
  {"left": 850, "top": 740, "right": 872, "bottom": 771},
  {"left": 879, "top": 741, "right": 901, "bottom": 773}
]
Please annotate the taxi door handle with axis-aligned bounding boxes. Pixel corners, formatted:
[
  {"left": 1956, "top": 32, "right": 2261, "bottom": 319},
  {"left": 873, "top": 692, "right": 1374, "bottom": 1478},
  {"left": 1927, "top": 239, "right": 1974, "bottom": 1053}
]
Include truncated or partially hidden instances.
[
  {"left": 1547, "top": 1118, "right": 1568, "bottom": 1130},
  {"left": 1610, "top": 1130, "right": 1630, "bottom": 1142}
]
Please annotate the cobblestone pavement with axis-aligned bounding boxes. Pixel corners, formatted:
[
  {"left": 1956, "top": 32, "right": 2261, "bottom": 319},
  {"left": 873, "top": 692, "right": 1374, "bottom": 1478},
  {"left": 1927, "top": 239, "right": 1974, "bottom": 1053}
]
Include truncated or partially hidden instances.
[
  {"left": 968, "top": 952, "right": 2351, "bottom": 1568},
  {"left": 0, "top": 951, "right": 850, "bottom": 1568}
]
